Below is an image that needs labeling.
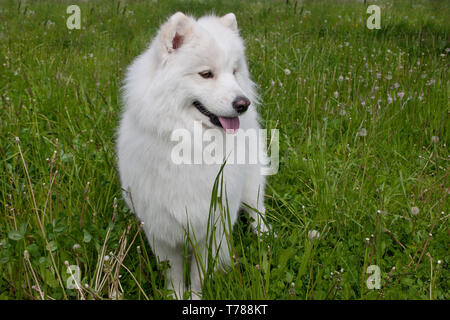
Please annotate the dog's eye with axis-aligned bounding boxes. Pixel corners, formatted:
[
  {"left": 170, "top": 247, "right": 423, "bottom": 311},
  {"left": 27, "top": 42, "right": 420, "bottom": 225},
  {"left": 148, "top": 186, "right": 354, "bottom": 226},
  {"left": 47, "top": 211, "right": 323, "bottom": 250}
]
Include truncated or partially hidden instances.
[{"left": 199, "top": 71, "right": 214, "bottom": 79}]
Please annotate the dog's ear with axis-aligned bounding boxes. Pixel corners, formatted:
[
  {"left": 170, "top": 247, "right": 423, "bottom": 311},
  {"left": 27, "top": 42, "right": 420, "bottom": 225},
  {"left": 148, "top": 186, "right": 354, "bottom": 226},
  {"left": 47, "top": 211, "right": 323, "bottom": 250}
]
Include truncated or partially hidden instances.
[
  {"left": 160, "top": 12, "right": 192, "bottom": 53},
  {"left": 220, "top": 13, "right": 238, "bottom": 32}
]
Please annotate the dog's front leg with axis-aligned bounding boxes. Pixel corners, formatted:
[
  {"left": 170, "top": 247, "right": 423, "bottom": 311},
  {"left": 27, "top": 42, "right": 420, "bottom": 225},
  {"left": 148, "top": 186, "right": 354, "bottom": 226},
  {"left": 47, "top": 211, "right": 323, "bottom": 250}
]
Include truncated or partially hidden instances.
[
  {"left": 241, "top": 163, "right": 269, "bottom": 236},
  {"left": 151, "top": 239, "right": 185, "bottom": 299}
]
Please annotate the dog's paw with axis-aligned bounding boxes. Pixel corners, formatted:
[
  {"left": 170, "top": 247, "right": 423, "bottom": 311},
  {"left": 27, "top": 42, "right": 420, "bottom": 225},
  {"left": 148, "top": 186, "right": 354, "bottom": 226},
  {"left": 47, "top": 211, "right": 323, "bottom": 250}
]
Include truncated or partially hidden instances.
[
  {"left": 250, "top": 218, "right": 270, "bottom": 238},
  {"left": 190, "top": 292, "right": 202, "bottom": 300}
]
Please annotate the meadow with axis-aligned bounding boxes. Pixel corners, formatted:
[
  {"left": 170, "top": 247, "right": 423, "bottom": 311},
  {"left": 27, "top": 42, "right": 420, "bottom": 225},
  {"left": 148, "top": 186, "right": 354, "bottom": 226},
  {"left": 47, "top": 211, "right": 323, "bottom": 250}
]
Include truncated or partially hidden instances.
[{"left": 0, "top": 0, "right": 448, "bottom": 300}]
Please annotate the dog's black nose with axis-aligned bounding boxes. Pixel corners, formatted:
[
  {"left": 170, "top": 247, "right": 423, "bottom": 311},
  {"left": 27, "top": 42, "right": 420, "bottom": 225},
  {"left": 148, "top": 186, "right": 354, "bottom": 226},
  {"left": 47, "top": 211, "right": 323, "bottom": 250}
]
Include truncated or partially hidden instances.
[{"left": 232, "top": 96, "right": 251, "bottom": 114}]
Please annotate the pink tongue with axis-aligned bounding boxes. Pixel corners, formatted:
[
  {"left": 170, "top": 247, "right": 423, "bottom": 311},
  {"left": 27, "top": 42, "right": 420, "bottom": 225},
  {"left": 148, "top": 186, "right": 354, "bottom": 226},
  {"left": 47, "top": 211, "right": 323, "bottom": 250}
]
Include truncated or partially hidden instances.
[{"left": 218, "top": 116, "right": 240, "bottom": 134}]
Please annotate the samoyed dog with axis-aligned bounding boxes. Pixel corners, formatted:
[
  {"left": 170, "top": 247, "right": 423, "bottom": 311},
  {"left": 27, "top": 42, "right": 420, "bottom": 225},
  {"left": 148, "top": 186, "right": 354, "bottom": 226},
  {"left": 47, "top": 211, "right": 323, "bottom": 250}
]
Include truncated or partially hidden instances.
[{"left": 117, "top": 12, "right": 268, "bottom": 299}]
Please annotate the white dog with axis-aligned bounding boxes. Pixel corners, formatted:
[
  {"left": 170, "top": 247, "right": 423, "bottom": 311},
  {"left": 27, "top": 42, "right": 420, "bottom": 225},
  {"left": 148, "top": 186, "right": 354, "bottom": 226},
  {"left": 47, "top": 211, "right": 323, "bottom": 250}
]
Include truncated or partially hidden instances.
[{"left": 117, "top": 12, "right": 268, "bottom": 299}]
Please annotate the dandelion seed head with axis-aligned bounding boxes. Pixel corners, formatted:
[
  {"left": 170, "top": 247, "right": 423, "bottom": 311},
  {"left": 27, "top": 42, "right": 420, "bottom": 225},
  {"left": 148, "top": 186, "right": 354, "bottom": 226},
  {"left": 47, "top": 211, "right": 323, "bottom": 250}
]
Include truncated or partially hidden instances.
[
  {"left": 357, "top": 128, "right": 367, "bottom": 137},
  {"left": 411, "top": 206, "right": 420, "bottom": 216}
]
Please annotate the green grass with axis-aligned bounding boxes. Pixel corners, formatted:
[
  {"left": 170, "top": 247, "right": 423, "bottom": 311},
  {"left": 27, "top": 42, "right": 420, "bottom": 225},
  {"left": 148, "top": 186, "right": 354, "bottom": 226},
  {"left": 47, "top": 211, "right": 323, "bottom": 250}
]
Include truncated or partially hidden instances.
[{"left": 0, "top": 0, "right": 449, "bottom": 300}]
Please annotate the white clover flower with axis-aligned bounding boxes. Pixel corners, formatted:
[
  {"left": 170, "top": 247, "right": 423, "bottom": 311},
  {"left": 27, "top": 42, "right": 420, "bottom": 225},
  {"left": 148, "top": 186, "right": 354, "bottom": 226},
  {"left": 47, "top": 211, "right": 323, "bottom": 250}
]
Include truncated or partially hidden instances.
[
  {"left": 397, "top": 91, "right": 405, "bottom": 100},
  {"left": 394, "top": 82, "right": 400, "bottom": 89},
  {"left": 387, "top": 95, "right": 393, "bottom": 104},
  {"left": 308, "top": 230, "right": 320, "bottom": 241},
  {"left": 284, "top": 68, "right": 291, "bottom": 75},
  {"left": 338, "top": 75, "right": 344, "bottom": 82},
  {"left": 73, "top": 244, "right": 81, "bottom": 250},
  {"left": 334, "top": 91, "right": 339, "bottom": 99},
  {"left": 411, "top": 206, "right": 420, "bottom": 216},
  {"left": 431, "top": 136, "right": 439, "bottom": 144}
]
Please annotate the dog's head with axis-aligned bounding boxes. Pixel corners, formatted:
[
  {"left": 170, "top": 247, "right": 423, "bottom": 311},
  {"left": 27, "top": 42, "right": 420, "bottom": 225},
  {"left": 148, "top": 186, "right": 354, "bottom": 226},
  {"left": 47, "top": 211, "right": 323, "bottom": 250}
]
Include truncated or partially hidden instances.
[{"left": 122, "top": 12, "right": 257, "bottom": 135}]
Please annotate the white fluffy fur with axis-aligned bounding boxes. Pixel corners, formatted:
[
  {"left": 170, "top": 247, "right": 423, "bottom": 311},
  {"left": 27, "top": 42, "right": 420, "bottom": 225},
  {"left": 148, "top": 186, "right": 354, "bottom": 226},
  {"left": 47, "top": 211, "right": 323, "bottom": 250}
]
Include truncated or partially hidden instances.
[{"left": 117, "top": 12, "right": 268, "bottom": 299}]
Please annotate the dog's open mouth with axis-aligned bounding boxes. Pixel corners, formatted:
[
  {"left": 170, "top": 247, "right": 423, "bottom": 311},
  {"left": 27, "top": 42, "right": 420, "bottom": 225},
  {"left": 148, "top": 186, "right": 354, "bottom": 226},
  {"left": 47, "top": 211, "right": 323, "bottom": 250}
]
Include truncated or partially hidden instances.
[{"left": 193, "top": 100, "right": 239, "bottom": 134}]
